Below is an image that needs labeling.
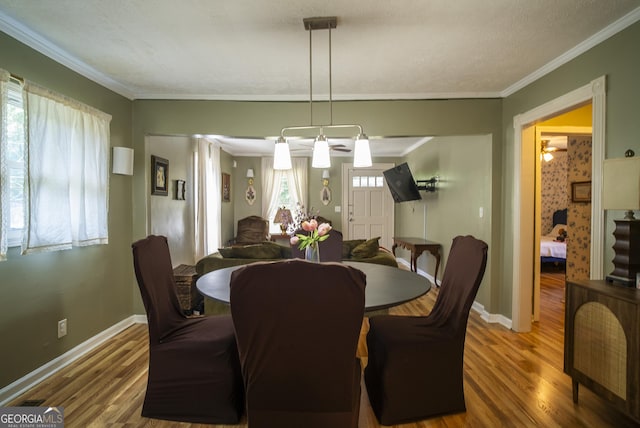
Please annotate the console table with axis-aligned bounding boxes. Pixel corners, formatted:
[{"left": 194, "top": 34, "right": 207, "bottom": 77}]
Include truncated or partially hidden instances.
[
  {"left": 564, "top": 279, "right": 640, "bottom": 423},
  {"left": 392, "top": 237, "right": 442, "bottom": 284}
]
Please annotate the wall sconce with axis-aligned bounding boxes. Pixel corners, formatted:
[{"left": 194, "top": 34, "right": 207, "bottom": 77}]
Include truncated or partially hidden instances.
[
  {"left": 322, "top": 170, "right": 330, "bottom": 186},
  {"left": 112, "top": 147, "right": 134, "bottom": 176},
  {"left": 603, "top": 155, "right": 640, "bottom": 286},
  {"left": 321, "top": 169, "right": 331, "bottom": 205},
  {"left": 245, "top": 168, "right": 256, "bottom": 205}
]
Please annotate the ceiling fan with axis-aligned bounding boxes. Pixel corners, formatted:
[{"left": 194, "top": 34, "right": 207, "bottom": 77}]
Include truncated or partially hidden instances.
[{"left": 289, "top": 140, "right": 352, "bottom": 152}]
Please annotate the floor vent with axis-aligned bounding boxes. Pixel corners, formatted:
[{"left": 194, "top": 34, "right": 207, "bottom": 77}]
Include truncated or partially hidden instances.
[{"left": 18, "top": 399, "right": 45, "bottom": 406}]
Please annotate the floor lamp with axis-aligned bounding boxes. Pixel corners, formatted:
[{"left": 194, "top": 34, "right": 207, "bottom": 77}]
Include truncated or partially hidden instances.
[{"left": 603, "top": 155, "right": 640, "bottom": 287}]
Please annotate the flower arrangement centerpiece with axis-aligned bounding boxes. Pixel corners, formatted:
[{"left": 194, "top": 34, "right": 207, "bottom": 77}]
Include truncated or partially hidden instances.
[{"left": 286, "top": 203, "right": 331, "bottom": 262}]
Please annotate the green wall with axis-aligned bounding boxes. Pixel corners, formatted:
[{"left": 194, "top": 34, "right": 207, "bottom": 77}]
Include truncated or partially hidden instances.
[
  {"left": 500, "top": 21, "right": 640, "bottom": 316},
  {"left": 0, "top": 32, "right": 134, "bottom": 388}
]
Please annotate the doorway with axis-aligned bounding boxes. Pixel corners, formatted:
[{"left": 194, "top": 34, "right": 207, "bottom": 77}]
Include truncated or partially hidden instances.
[
  {"left": 534, "top": 125, "right": 592, "bottom": 322},
  {"left": 341, "top": 163, "right": 395, "bottom": 249},
  {"left": 511, "top": 76, "right": 605, "bottom": 332}
]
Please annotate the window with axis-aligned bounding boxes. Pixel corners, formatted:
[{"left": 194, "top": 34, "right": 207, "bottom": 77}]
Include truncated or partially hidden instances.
[
  {"left": 0, "top": 71, "right": 111, "bottom": 259},
  {"left": 269, "top": 175, "right": 294, "bottom": 234}
]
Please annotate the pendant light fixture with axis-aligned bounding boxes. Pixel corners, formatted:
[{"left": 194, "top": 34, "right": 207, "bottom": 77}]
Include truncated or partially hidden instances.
[{"left": 273, "top": 16, "right": 372, "bottom": 170}]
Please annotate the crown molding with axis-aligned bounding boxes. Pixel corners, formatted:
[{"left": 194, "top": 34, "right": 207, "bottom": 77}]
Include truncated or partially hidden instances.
[
  {"left": 0, "top": 11, "right": 135, "bottom": 99},
  {"left": 502, "top": 6, "right": 640, "bottom": 97}
]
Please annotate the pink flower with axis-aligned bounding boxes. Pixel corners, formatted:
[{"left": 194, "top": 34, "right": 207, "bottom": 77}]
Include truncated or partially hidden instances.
[
  {"left": 317, "top": 223, "right": 332, "bottom": 236},
  {"left": 290, "top": 236, "right": 299, "bottom": 246},
  {"left": 301, "top": 220, "right": 318, "bottom": 232}
]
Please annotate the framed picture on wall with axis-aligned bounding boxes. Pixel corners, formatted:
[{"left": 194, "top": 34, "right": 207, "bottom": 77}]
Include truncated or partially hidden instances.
[
  {"left": 176, "top": 179, "right": 186, "bottom": 200},
  {"left": 151, "top": 155, "right": 169, "bottom": 196},
  {"left": 571, "top": 181, "right": 591, "bottom": 203},
  {"left": 222, "top": 173, "right": 231, "bottom": 202}
]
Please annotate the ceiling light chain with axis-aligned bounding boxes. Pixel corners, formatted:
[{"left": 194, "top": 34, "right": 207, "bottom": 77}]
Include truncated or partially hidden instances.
[{"left": 273, "top": 16, "right": 372, "bottom": 170}]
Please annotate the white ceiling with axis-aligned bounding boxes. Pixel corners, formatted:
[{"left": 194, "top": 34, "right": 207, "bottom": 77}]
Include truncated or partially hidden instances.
[{"left": 1, "top": 0, "right": 638, "bottom": 156}]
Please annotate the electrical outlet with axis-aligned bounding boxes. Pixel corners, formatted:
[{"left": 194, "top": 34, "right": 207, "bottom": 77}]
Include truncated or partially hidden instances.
[{"left": 57, "top": 319, "right": 67, "bottom": 338}]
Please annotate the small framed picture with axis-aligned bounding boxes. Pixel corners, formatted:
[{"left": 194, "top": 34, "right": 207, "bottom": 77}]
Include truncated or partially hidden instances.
[
  {"left": 151, "top": 155, "right": 169, "bottom": 196},
  {"left": 222, "top": 173, "right": 231, "bottom": 202},
  {"left": 176, "top": 179, "right": 186, "bottom": 200},
  {"left": 571, "top": 181, "right": 591, "bottom": 203}
]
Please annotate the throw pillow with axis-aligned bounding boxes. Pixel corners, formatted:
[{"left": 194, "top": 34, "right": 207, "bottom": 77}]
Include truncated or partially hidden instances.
[
  {"left": 219, "top": 242, "right": 282, "bottom": 259},
  {"left": 351, "top": 237, "right": 380, "bottom": 259},
  {"left": 342, "top": 239, "right": 366, "bottom": 259}
]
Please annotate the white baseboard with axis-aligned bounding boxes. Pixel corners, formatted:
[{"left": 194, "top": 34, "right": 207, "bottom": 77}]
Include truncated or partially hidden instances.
[
  {"left": 396, "top": 257, "right": 513, "bottom": 329},
  {"left": 0, "top": 315, "right": 145, "bottom": 406}
]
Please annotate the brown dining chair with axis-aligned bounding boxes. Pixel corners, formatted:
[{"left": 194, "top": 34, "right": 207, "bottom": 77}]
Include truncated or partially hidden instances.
[
  {"left": 132, "top": 235, "right": 244, "bottom": 424},
  {"left": 364, "top": 235, "right": 488, "bottom": 425},
  {"left": 230, "top": 259, "right": 366, "bottom": 428}
]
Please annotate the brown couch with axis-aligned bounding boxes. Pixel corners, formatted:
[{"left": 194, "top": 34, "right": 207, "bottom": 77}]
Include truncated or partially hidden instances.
[{"left": 195, "top": 237, "right": 398, "bottom": 277}]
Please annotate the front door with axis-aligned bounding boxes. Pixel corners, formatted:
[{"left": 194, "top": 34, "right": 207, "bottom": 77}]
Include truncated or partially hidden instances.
[{"left": 342, "top": 163, "right": 395, "bottom": 249}]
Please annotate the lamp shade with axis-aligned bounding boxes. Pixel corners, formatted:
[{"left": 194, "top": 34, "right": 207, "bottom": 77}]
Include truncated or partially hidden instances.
[
  {"left": 246, "top": 168, "right": 254, "bottom": 178},
  {"left": 274, "top": 138, "right": 292, "bottom": 170},
  {"left": 603, "top": 157, "right": 640, "bottom": 211},
  {"left": 353, "top": 135, "right": 372, "bottom": 168},
  {"left": 322, "top": 169, "right": 330, "bottom": 179},
  {"left": 312, "top": 136, "right": 331, "bottom": 168},
  {"left": 274, "top": 207, "right": 291, "bottom": 224},
  {"left": 112, "top": 147, "right": 134, "bottom": 175}
]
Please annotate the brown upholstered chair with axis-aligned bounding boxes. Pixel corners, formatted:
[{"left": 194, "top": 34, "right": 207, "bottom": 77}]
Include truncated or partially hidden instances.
[
  {"left": 364, "top": 235, "right": 488, "bottom": 425},
  {"left": 230, "top": 259, "right": 366, "bottom": 428},
  {"left": 232, "top": 215, "right": 269, "bottom": 245},
  {"left": 132, "top": 235, "right": 244, "bottom": 424},
  {"left": 290, "top": 229, "right": 343, "bottom": 262}
]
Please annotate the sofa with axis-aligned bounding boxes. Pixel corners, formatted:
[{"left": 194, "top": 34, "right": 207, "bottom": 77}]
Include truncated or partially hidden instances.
[{"left": 195, "top": 237, "right": 398, "bottom": 278}]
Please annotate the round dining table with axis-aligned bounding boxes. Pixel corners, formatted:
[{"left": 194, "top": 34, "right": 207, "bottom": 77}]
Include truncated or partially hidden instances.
[{"left": 196, "top": 260, "right": 431, "bottom": 313}]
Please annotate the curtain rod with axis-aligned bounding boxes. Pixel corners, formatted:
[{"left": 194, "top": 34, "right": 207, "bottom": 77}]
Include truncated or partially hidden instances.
[{"left": 10, "top": 73, "right": 24, "bottom": 84}]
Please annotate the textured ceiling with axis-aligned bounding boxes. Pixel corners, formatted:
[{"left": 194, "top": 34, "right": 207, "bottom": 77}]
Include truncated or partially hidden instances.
[
  {"left": 1, "top": 1, "right": 638, "bottom": 156},
  {"left": 1, "top": 0, "right": 639, "bottom": 101}
]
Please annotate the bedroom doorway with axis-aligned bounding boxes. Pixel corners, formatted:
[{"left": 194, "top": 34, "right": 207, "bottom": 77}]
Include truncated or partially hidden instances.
[
  {"left": 534, "top": 126, "right": 592, "bottom": 322},
  {"left": 511, "top": 75, "right": 605, "bottom": 333}
]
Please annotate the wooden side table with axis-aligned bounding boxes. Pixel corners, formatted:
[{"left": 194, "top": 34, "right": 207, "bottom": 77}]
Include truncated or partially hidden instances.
[
  {"left": 269, "top": 234, "right": 292, "bottom": 246},
  {"left": 173, "top": 264, "right": 203, "bottom": 315},
  {"left": 392, "top": 237, "right": 442, "bottom": 284}
]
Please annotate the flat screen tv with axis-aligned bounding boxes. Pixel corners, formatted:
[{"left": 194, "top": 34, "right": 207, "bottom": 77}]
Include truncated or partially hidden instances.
[{"left": 383, "top": 163, "right": 422, "bottom": 203}]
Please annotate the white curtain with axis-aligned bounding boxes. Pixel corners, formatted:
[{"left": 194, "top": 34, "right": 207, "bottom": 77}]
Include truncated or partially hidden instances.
[
  {"left": 261, "top": 157, "right": 308, "bottom": 224},
  {"left": 22, "top": 81, "right": 111, "bottom": 254},
  {"left": 194, "top": 137, "right": 221, "bottom": 259},
  {"left": 288, "top": 157, "right": 308, "bottom": 209},
  {"left": 0, "top": 69, "right": 9, "bottom": 260},
  {"left": 261, "top": 157, "right": 285, "bottom": 222}
]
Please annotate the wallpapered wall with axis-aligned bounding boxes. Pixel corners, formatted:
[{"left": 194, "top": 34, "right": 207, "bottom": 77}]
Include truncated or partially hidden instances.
[
  {"left": 541, "top": 151, "right": 568, "bottom": 234},
  {"left": 567, "top": 137, "right": 592, "bottom": 281}
]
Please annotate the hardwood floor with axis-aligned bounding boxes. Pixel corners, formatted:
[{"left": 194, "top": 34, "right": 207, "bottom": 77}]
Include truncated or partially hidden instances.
[{"left": 9, "top": 270, "right": 638, "bottom": 427}]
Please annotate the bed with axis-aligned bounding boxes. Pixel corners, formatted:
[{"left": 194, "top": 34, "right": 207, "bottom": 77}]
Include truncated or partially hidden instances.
[{"left": 541, "top": 208, "right": 567, "bottom": 264}]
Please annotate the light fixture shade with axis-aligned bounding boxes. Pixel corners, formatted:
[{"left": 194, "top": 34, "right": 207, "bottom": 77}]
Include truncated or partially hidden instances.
[
  {"left": 246, "top": 168, "right": 254, "bottom": 178},
  {"left": 273, "top": 138, "right": 292, "bottom": 170},
  {"left": 112, "top": 147, "right": 134, "bottom": 175},
  {"left": 322, "top": 169, "right": 330, "bottom": 179},
  {"left": 312, "top": 136, "right": 331, "bottom": 168},
  {"left": 274, "top": 207, "right": 292, "bottom": 224},
  {"left": 603, "top": 157, "right": 640, "bottom": 211},
  {"left": 353, "top": 135, "right": 372, "bottom": 168}
]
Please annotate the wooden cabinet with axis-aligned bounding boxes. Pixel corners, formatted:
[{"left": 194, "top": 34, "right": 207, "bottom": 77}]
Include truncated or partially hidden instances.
[{"left": 564, "top": 280, "right": 640, "bottom": 423}]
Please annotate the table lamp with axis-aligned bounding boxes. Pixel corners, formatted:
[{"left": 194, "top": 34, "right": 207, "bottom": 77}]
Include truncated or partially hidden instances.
[
  {"left": 273, "top": 207, "right": 292, "bottom": 235},
  {"left": 603, "top": 155, "right": 640, "bottom": 286}
]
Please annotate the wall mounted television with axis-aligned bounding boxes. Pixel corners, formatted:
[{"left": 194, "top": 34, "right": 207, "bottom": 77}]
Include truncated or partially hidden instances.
[{"left": 383, "top": 163, "right": 422, "bottom": 203}]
